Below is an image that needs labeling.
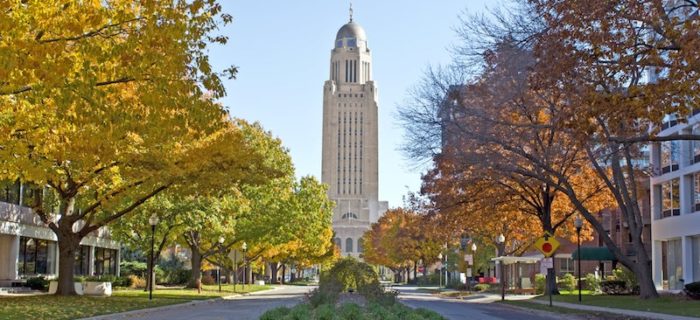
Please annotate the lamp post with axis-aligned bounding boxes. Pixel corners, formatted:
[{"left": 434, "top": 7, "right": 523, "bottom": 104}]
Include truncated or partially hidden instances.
[
  {"left": 470, "top": 243, "right": 477, "bottom": 292},
  {"left": 437, "top": 253, "right": 443, "bottom": 290},
  {"left": 148, "top": 213, "right": 159, "bottom": 301},
  {"left": 575, "top": 216, "right": 583, "bottom": 303},
  {"left": 497, "top": 233, "right": 505, "bottom": 302},
  {"left": 242, "top": 241, "right": 247, "bottom": 290},
  {"left": 233, "top": 248, "right": 238, "bottom": 292},
  {"left": 218, "top": 236, "right": 225, "bottom": 292}
]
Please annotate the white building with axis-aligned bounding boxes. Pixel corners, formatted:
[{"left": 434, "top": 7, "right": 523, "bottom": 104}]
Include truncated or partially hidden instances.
[
  {"left": 0, "top": 181, "right": 120, "bottom": 286},
  {"left": 321, "top": 11, "right": 387, "bottom": 258},
  {"left": 650, "top": 115, "right": 700, "bottom": 290}
]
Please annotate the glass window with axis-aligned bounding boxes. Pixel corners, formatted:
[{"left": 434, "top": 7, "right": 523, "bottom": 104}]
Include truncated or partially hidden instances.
[
  {"left": 694, "top": 126, "right": 700, "bottom": 164},
  {"left": 345, "top": 238, "right": 354, "bottom": 253},
  {"left": 557, "top": 257, "right": 574, "bottom": 275},
  {"left": 334, "top": 238, "right": 341, "bottom": 249},
  {"left": 74, "top": 245, "right": 90, "bottom": 276},
  {"left": 661, "top": 141, "right": 680, "bottom": 173},
  {"left": 347, "top": 38, "right": 356, "bottom": 47},
  {"left": 0, "top": 180, "right": 21, "bottom": 204},
  {"left": 662, "top": 179, "right": 681, "bottom": 218},
  {"left": 358, "top": 240, "right": 363, "bottom": 253},
  {"left": 695, "top": 174, "right": 700, "bottom": 213},
  {"left": 18, "top": 237, "right": 56, "bottom": 276},
  {"left": 94, "top": 247, "right": 118, "bottom": 276},
  {"left": 336, "top": 40, "right": 343, "bottom": 48}
]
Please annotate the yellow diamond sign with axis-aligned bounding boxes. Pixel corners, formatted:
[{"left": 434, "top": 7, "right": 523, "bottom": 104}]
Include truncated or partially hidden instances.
[{"left": 533, "top": 232, "right": 560, "bottom": 257}]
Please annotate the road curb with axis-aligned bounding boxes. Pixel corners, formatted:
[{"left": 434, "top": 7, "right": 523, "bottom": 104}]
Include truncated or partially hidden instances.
[{"left": 78, "top": 286, "right": 282, "bottom": 320}]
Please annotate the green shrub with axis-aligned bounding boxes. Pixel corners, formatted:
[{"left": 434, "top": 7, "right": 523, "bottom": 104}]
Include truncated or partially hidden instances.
[
  {"left": 260, "top": 306, "right": 290, "bottom": 320},
  {"left": 287, "top": 303, "right": 312, "bottom": 320},
  {"left": 314, "top": 303, "right": 336, "bottom": 320},
  {"left": 612, "top": 267, "right": 638, "bottom": 293},
  {"left": 366, "top": 303, "right": 396, "bottom": 320},
  {"left": 84, "top": 275, "right": 131, "bottom": 287},
  {"left": 120, "top": 260, "right": 164, "bottom": 283},
  {"left": 201, "top": 273, "right": 215, "bottom": 285},
  {"left": 534, "top": 274, "right": 546, "bottom": 294},
  {"left": 415, "top": 274, "right": 439, "bottom": 286},
  {"left": 337, "top": 303, "right": 364, "bottom": 320},
  {"left": 128, "top": 275, "right": 146, "bottom": 289},
  {"left": 321, "top": 257, "right": 379, "bottom": 293},
  {"left": 684, "top": 281, "right": 700, "bottom": 300},
  {"left": 585, "top": 273, "right": 601, "bottom": 293},
  {"left": 601, "top": 280, "right": 627, "bottom": 295},
  {"left": 309, "top": 288, "right": 339, "bottom": 307},
  {"left": 558, "top": 273, "right": 576, "bottom": 293},
  {"left": 25, "top": 276, "right": 48, "bottom": 291},
  {"left": 414, "top": 308, "right": 445, "bottom": 320},
  {"left": 473, "top": 283, "right": 490, "bottom": 292}
]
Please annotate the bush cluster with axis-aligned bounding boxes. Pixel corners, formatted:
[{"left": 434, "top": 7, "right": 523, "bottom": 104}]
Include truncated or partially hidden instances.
[
  {"left": 25, "top": 276, "right": 49, "bottom": 291},
  {"left": 534, "top": 274, "right": 546, "bottom": 294},
  {"left": 585, "top": 273, "right": 601, "bottom": 293},
  {"left": 558, "top": 273, "right": 577, "bottom": 293},
  {"left": 684, "top": 281, "right": 700, "bottom": 300},
  {"left": 261, "top": 258, "right": 445, "bottom": 319},
  {"left": 473, "top": 283, "right": 491, "bottom": 292},
  {"left": 260, "top": 302, "right": 445, "bottom": 320}
]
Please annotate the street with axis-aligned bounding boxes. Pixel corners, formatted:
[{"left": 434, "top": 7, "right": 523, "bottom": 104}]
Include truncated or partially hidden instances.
[
  {"left": 396, "top": 286, "right": 560, "bottom": 320},
  {"left": 121, "top": 285, "right": 313, "bottom": 320}
]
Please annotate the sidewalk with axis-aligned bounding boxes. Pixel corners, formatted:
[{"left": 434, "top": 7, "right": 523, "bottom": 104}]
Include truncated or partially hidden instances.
[{"left": 527, "top": 298, "right": 700, "bottom": 320}]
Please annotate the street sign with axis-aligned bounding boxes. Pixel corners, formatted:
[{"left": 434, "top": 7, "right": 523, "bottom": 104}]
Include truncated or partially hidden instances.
[
  {"left": 533, "top": 232, "right": 560, "bottom": 257},
  {"left": 540, "top": 257, "right": 553, "bottom": 269},
  {"left": 466, "top": 268, "right": 472, "bottom": 277},
  {"left": 464, "top": 254, "right": 473, "bottom": 265},
  {"left": 228, "top": 249, "right": 243, "bottom": 264}
]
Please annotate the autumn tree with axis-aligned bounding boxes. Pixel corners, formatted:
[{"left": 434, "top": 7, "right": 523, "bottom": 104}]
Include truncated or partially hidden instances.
[
  {"left": 0, "top": 1, "right": 270, "bottom": 295},
  {"left": 402, "top": 37, "right": 607, "bottom": 293},
  {"left": 520, "top": 0, "right": 700, "bottom": 298}
]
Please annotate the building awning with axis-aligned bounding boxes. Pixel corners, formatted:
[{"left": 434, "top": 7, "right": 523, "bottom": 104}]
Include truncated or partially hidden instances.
[
  {"left": 571, "top": 247, "right": 616, "bottom": 261},
  {"left": 491, "top": 256, "right": 541, "bottom": 265}
]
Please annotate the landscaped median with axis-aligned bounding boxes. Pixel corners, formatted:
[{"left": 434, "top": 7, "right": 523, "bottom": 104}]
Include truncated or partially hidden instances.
[
  {"left": 260, "top": 258, "right": 445, "bottom": 320},
  {"left": 501, "top": 292, "right": 700, "bottom": 319},
  {"left": 0, "top": 284, "right": 272, "bottom": 320}
]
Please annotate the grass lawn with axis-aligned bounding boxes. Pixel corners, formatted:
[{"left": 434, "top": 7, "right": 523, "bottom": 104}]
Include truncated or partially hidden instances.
[
  {"left": 502, "top": 300, "right": 625, "bottom": 319},
  {"left": 0, "top": 284, "right": 272, "bottom": 320},
  {"left": 531, "top": 292, "right": 700, "bottom": 318}
]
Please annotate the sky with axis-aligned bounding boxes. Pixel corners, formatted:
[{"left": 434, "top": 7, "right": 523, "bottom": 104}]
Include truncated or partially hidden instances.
[{"left": 210, "top": 1, "right": 496, "bottom": 208}]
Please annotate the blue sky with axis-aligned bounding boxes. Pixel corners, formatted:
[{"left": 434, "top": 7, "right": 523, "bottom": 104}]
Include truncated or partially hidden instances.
[{"left": 210, "top": 1, "right": 495, "bottom": 208}]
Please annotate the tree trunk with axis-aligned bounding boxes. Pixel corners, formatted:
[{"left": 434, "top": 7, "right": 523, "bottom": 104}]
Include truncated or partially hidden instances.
[
  {"left": 632, "top": 241, "right": 658, "bottom": 299},
  {"left": 187, "top": 247, "right": 203, "bottom": 288},
  {"left": 55, "top": 231, "right": 80, "bottom": 295},
  {"left": 281, "top": 264, "right": 286, "bottom": 284},
  {"left": 270, "top": 262, "right": 280, "bottom": 284}
]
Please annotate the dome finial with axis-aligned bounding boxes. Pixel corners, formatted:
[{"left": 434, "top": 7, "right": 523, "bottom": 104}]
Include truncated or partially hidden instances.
[{"left": 349, "top": 1, "right": 353, "bottom": 22}]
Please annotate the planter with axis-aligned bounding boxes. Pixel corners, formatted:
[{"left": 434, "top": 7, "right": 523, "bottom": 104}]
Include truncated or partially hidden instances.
[
  {"left": 84, "top": 281, "right": 112, "bottom": 296},
  {"left": 48, "top": 281, "right": 84, "bottom": 295},
  {"left": 256, "top": 280, "right": 265, "bottom": 286}
]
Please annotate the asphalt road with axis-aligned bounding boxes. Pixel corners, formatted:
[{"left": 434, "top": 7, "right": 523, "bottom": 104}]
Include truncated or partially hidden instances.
[
  {"left": 396, "top": 286, "right": 560, "bottom": 320},
  {"left": 122, "top": 285, "right": 313, "bottom": 320}
]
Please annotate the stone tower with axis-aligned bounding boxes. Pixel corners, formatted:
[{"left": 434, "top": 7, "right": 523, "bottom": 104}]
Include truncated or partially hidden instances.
[{"left": 321, "top": 11, "right": 387, "bottom": 258}]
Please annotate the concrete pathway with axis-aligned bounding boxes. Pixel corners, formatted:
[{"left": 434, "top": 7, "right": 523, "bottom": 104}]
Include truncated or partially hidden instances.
[{"left": 82, "top": 285, "right": 313, "bottom": 320}]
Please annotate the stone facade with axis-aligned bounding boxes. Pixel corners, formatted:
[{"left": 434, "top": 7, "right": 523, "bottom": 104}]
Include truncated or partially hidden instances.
[{"left": 321, "top": 17, "right": 387, "bottom": 258}]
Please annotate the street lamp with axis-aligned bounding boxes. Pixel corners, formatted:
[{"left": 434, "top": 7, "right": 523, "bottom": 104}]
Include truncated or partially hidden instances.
[
  {"left": 575, "top": 216, "right": 583, "bottom": 303},
  {"left": 497, "top": 233, "right": 506, "bottom": 302},
  {"left": 470, "top": 243, "right": 477, "bottom": 292},
  {"left": 148, "top": 213, "right": 159, "bottom": 301},
  {"left": 218, "top": 236, "right": 225, "bottom": 292},
  {"left": 242, "top": 241, "right": 248, "bottom": 290},
  {"left": 437, "top": 253, "right": 443, "bottom": 290}
]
